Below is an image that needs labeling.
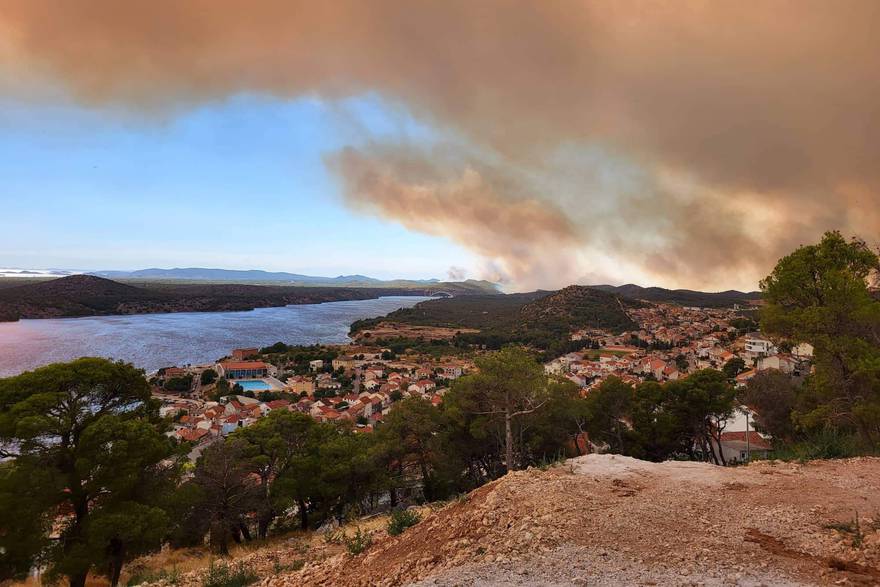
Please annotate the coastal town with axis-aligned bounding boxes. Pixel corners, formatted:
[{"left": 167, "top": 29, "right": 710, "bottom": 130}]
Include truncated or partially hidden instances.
[
  {"left": 5, "top": 5, "right": 878, "bottom": 584},
  {"left": 156, "top": 343, "right": 474, "bottom": 455},
  {"left": 548, "top": 302, "right": 813, "bottom": 391},
  {"left": 156, "top": 298, "right": 811, "bottom": 463}
]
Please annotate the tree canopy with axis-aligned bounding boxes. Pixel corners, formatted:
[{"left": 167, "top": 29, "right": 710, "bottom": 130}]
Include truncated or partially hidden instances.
[
  {"left": 760, "top": 231, "right": 880, "bottom": 446},
  {"left": 583, "top": 370, "right": 736, "bottom": 464},
  {"left": 444, "top": 347, "right": 575, "bottom": 471},
  {"left": 0, "top": 358, "right": 180, "bottom": 587}
]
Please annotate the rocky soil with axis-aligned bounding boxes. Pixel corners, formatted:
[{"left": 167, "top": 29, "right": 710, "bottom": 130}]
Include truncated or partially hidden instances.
[{"left": 264, "top": 455, "right": 880, "bottom": 586}]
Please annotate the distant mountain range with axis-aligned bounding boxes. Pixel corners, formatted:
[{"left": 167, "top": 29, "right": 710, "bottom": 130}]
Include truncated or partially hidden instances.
[
  {"left": 90, "top": 267, "right": 395, "bottom": 283},
  {"left": 86, "top": 267, "right": 498, "bottom": 291},
  {"left": 590, "top": 283, "right": 761, "bottom": 308}
]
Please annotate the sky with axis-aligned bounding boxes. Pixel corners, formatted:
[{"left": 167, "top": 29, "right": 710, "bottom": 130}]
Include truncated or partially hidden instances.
[
  {"left": 1, "top": 1, "right": 879, "bottom": 292},
  {"left": 0, "top": 93, "right": 477, "bottom": 280}
]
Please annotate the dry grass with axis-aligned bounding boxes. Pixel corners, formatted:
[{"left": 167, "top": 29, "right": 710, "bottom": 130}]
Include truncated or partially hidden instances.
[
  {"left": 352, "top": 321, "right": 478, "bottom": 341},
  {"left": 9, "top": 506, "right": 434, "bottom": 587}
]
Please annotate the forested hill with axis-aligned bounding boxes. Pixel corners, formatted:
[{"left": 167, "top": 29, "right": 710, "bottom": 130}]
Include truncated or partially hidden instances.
[
  {"left": 591, "top": 283, "right": 761, "bottom": 308},
  {"left": 353, "top": 291, "right": 548, "bottom": 331},
  {"left": 519, "top": 285, "right": 642, "bottom": 333},
  {"left": 350, "top": 285, "right": 640, "bottom": 355},
  {"left": 0, "top": 275, "right": 437, "bottom": 322}
]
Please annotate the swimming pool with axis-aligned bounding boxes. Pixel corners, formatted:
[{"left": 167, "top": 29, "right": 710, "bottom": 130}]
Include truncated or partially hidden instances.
[{"left": 235, "top": 379, "right": 272, "bottom": 391}]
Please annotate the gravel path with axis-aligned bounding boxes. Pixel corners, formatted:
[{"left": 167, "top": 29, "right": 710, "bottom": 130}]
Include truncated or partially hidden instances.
[{"left": 410, "top": 544, "right": 811, "bottom": 586}]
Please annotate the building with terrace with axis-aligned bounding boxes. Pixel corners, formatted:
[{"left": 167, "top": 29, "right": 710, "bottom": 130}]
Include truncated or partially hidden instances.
[{"left": 217, "top": 360, "right": 270, "bottom": 379}]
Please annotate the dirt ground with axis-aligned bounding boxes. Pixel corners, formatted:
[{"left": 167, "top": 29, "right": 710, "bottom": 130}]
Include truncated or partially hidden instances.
[
  {"left": 352, "top": 321, "right": 479, "bottom": 341},
  {"left": 265, "top": 455, "right": 880, "bottom": 587}
]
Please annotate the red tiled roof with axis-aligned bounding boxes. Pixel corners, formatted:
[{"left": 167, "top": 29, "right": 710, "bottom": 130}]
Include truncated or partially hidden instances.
[
  {"left": 720, "top": 431, "right": 771, "bottom": 450},
  {"left": 220, "top": 361, "right": 269, "bottom": 370},
  {"left": 178, "top": 428, "right": 209, "bottom": 442}
]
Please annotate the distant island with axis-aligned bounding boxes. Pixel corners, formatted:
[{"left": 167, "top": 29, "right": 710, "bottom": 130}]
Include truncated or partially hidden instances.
[{"left": 0, "top": 275, "right": 496, "bottom": 322}]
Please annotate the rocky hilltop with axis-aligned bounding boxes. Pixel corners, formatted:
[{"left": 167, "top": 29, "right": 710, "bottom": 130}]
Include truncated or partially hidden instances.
[{"left": 267, "top": 455, "right": 880, "bottom": 586}]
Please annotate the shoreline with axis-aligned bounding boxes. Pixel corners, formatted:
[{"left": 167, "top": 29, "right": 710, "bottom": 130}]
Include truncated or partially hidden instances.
[
  {"left": 0, "top": 293, "right": 432, "bottom": 324},
  {"left": 0, "top": 296, "right": 433, "bottom": 377}
]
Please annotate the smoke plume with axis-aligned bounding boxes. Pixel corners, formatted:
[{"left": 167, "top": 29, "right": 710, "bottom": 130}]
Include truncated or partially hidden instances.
[
  {"left": 446, "top": 266, "right": 467, "bottom": 282},
  {"left": 326, "top": 147, "right": 584, "bottom": 289},
  {"left": 3, "top": 0, "right": 879, "bottom": 289}
]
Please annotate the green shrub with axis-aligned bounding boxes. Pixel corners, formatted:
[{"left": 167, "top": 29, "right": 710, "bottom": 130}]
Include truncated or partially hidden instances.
[
  {"left": 824, "top": 512, "right": 865, "bottom": 548},
  {"left": 202, "top": 561, "right": 258, "bottom": 587},
  {"left": 387, "top": 509, "right": 421, "bottom": 536},
  {"left": 165, "top": 374, "right": 194, "bottom": 392},
  {"left": 201, "top": 369, "right": 218, "bottom": 385},
  {"left": 323, "top": 528, "right": 343, "bottom": 544},
  {"left": 342, "top": 527, "right": 372, "bottom": 556},
  {"left": 536, "top": 452, "right": 567, "bottom": 471},
  {"left": 774, "top": 429, "right": 863, "bottom": 462}
]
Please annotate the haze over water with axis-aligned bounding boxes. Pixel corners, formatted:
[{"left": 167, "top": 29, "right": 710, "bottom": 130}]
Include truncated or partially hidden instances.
[{"left": 0, "top": 296, "right": 429, "bottom": 377}]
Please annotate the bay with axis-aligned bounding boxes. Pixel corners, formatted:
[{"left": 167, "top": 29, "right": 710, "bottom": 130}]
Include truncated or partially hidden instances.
[{"left": 0, "top": 296, "right": 428, "bottom": 377}]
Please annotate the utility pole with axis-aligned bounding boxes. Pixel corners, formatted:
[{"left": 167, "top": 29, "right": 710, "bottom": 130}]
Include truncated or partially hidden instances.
[{"left": 745, "top": 409, "right": 750, "bottom": 462}]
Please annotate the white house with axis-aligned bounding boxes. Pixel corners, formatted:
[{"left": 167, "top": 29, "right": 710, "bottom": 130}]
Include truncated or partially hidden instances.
[
  {"left": 221, "top": 414, "right": 245, "bottom": 436},
  {"left": 708, "top": 406, "right": 772, "bottom": 463},
  {"left": 744, "top": 333, "right": 775, "bottom": 357},
  {"left": 719, "top": 431, "right": 771, "bottom": 463},
  {"left": 440, "top": 365, "right": 464, "bottom": 379}
]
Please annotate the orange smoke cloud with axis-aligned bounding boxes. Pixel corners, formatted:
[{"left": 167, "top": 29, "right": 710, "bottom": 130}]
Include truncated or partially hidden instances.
[
  {"left": 3, "top": 0, "right": 879, "bottom": 289},
  {"left": 327, "top": 147, "right": 584, "bottom": 289}
]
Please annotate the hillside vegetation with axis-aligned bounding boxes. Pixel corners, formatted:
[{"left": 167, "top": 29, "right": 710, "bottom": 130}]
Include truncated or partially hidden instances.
[
  {"left": 518, "top": 285, "right": 641, "bottom": 332},
  {"left": 353, "top": 291, "right": 546, "bottom": 331},
  {"left": 351, "top": 285, "right": 640, "bottom": 356}
]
